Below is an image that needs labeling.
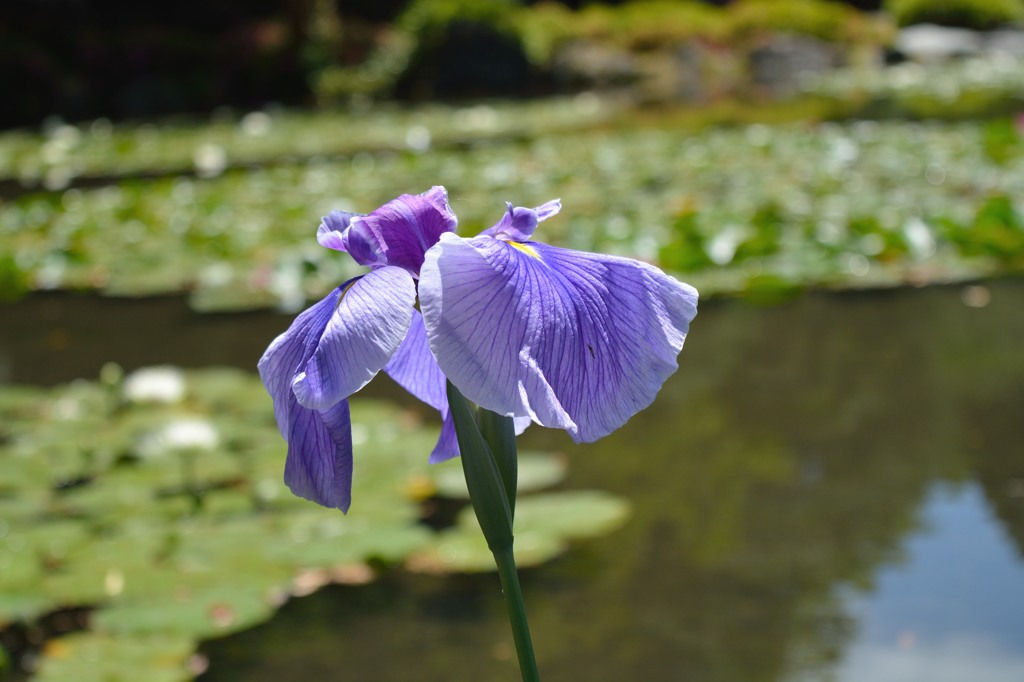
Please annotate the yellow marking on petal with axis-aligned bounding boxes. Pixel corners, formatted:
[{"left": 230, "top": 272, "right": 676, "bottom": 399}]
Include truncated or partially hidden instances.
[
  {"left": 335, "top": 278, "right": 360, "bottom": 312},
  {"left": 507, "top": 241, "right": 542, "bottom": 261}
]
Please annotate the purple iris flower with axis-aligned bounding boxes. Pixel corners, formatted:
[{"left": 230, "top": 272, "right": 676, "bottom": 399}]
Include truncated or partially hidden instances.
[{"left": 259, "top": 186, "right": 698, "bottom": 512}]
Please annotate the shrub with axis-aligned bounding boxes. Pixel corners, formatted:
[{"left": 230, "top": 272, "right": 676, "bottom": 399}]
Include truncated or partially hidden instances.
[
  {"left": 731, "top": 0, "right": 883, "bottom": 44},
  {"left": 885, "top": 0, "right": 1024, "bottom": 29}
]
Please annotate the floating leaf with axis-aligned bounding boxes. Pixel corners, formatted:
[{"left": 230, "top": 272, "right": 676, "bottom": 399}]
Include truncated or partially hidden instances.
[
  {"left": 407, "top": 527, "right": 563, "bottom": 574},
  {"left": 35, "top": 632, "right": 195, "bottom": 682},
  {"left": 408, "top": 491, "right": 631, "bottom": 573},
  {"left": 429, "top": 451, "right": 568, "bottom": 499},
  {"left": 92, "top": 585, "right": 279, "bottom": 638}
]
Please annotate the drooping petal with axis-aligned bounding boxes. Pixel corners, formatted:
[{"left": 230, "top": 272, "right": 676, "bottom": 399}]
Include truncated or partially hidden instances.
[
  {"left": 384, "top": 310, "right": 459, "bottom": 462},
  {"left": 481, "top": 199, "right": 561, "bottom": 242},
  {"left": 317, "top": 210, "right": 362, "bottom": 252},
  {"left": 258, "top": 287, "right": 343, "bottom": 439},
  {"left": 341, "top": 186, "right": 457, "bottom": 276},
  {"left": 257, "top": 287, "right": 356, "bottom": 511},
  {"left": 430, "top": 412, "right": 459, "bottom": 464},
  {"left": 383, "top": 311, "right": 529, "bottom": 462},
  {"left": 283, "top": 398, "right": 355, "bottom": 512},
  {"left": 420, "top": 233, "right": 698, "bottom": 442},
  {"left": 384, "top": 311, "right": 446, "bottom": 412},
  {"left": 293, "top": 266, "right": 416, "bottom": 411}
]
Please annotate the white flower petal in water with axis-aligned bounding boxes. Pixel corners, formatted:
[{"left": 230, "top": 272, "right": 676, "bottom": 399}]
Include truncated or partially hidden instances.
[
  {"left": 123, "top": 366, "right": 186, "bottom": 404},
  {"left": 139, "top": 418, "right": 220, "bottom": 457}
]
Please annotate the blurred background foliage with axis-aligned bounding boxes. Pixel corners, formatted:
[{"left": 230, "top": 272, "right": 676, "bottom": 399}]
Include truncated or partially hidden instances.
[
  {"left": 4, "top": 0, "right": 1023, "bottom": 127},
  {"left": 2, "top": 0, "right": 1024, "bottom": 309}
]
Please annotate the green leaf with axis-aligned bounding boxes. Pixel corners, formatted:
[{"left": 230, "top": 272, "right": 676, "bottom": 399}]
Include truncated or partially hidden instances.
[
  {"left": 35, "top": 632, "right": 195, "bottom": 682},
  {"left": 445, "top": 381, "right": 513, "bottom": 552},
  {"left": 430, "top": 451, "right": 567, "bottom": 499},
  {"left": 477, "top": 409, "right": 519, "bottom": 517},
  {"left": 409, "top": 490, "right": 631, "bottom": 573},
  {"left": 93, "top": 585, "right": 278, "bottom": 638}
]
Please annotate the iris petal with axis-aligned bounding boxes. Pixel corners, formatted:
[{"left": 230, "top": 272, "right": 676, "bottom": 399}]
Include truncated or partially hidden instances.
[
  {"left": 481, "top": 199, "right": 561, "bottom": 242},
  {"left": 257, "top": 287, "right": 356, "bottom": 511},
  {"left": 343, "top": 186, "right": 457, "bottom": 276},
  {"left": 283, "top": 399, "right": 354, "bottom": 512},
  {"left": 292, "top": 266, "right": 417, "bottom": 411},
  {"left": 384, "top": 310, "right": 460, "bottom": 462},
  {"left": 420, "top": 233, "right": 698, "bottom": 442},
  {"left": 258, "top": 287, "right": 341, "bottom": 438},
  {"left": 384, "top": 311, "right": 446, "bottom": 412},
  {"left": 317, "top": 210, "right": 362, "bottom": 252}
]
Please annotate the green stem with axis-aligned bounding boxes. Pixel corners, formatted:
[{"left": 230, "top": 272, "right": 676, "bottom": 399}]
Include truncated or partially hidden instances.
[
  {"left": 445, "top": 381, "right": 540, "bottom": 681},
  {"left": 477, "top": 409, "right": 519, "bottom": 519},
  {"left": 493, "top": 546, "right": 540, "bottom": 682}
]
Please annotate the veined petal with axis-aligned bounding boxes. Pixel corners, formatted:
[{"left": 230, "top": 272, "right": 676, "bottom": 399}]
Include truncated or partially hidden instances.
[
  {"left": 258, "top": 287, "right": 342, "bottom": 438},
  {"left": 283, "top": 399, "right": 354, "bottom": 512},
  {"left": 384, "top": 311, "right": 460, "bottom": 462},
  {"left": 420, "top": 233, "right": 698, "bottom": 442},
  {"left": 257, "top": 288, "right": 356, "bottom": 511},
  {"left": 343, "top": 186, "right": 457, "bottom": 276},
  {"left": 293, "top": 266, "right": 416, "bottom": 411},
  {"left": 430, "top": 412, "right": 459, "bottom": 464},
  {"left": 384, "top": 311, "right": 446, "bottom": 412},
  {"left": 481, "top": 199, "right": 561, "bottom": 242},
  {"left": 317, "top": 210, "right": 362, "bottom": 252}
]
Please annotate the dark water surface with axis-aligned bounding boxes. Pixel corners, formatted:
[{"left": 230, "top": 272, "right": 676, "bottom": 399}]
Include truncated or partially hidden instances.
[{"left": 3, "top": 280, "right": 1023, "bottom": 681}]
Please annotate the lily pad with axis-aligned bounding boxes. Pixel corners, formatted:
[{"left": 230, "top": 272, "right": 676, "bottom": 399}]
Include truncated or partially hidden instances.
[
  {"left": 4, "top": 118, "right": 1023, "bottom": 310},
  {"left": 429, "top": 450, "right": 568, "bottom": 499},
  {"left": 92, "top": 584, "right": 280, "bottom": 638},
  {"left": 264, "top": 513, "right": 432, "bottom": 569},
  {"left": 35, "top": 632, "right": 195, "bottom": 682},
  {"left": 408, "top": 527, "right": 564, "bottom": 574},
  {"left": 408, "top": 491, "right": 631, "bottom": 573},
  {"left": 0, "top": 591, "right": 55, "bottom": 625},
  {"left": 0, "top": 367, "right": 627, "bottom": 674}
]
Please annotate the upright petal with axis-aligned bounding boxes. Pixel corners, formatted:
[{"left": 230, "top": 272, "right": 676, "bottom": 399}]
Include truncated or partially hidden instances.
[
  {"left": 317, "top": 210, "right": 362, "bottom": 252},
  {"left": 420, "top": 233, "right": 698, "bottom": 442},
  {"left": 341, "top": 186, "right": 457, "bottom": 276},
  {"left": 293, "top": 266, "right": 417, "bottom": 411},
  {"left": 481, "top": 199, "right": 561, "bottom": 242},
  {"left": 384, "top": 310, "right": 459, "bottom": 462}
]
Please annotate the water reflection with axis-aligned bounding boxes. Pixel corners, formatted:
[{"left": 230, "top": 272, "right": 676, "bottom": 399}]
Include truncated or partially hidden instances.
[
  {"left": 3, "top": 280, "right": 1023, "bottom": 681},
  {"left": 832, "top": 483, "right": 1024, "bottom": 682}
]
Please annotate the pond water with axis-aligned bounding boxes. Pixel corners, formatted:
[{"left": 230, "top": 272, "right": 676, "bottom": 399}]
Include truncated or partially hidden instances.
[{"left": 2, "top": 279, "right": 1022, "bottom": 681}]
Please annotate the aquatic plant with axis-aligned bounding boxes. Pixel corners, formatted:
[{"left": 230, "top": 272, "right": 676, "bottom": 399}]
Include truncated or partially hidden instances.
[{"left": 259, "top": 188, "right": 697, "bottom": 679}]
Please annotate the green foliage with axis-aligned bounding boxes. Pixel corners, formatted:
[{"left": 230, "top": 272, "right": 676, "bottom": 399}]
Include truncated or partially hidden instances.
[
  {"left": 409, "top": 492, "right": 630, "bottom": 573},
  {"left": 885, "top": 0, "right": 1024, "bottom": 29},
  {"left": 0, "top": 367, "right": 624, "bottom": 678},
  {"left": 315, "top": 0, "right": 525, "bottom": 100},
  {"left": 517, "top": 0, "right": 883, "bottom": 62},
  {"left": 3, "top": 111, "right": 1024, "bottom": 311},
  {"left": 318, "top": 0, "right": 888, "bottom": 99},
  {"left": 34, "top": 633, "right": 195, "bottom": 682},
  {"left": 806, "top": 56, "right": 1024, "bottom": 120},
  {"left": 0, "top": 99, "right": 611, "bottom": 189},
  {"left": 0, "top": 251, "right": 30, "bottom": 302},
  {"left": 941, "top": 194, "right": 1024, "bottom": 263},
  {"left": 398, "top": 0, "right": 523, "bottom": 41},
  {"left": 983, "top": 118, "right": 1024, "bottom": 164},
  {"left": 730, "top": 0, "right": 881, "bottom": 43}
]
